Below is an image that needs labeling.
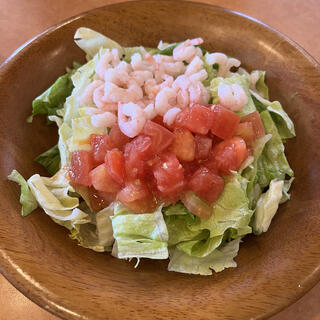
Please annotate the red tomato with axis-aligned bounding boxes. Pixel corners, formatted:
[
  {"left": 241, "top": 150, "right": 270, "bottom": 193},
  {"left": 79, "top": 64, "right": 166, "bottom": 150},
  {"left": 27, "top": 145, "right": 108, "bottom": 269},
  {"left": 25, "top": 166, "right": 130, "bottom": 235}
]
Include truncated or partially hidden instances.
[
  {"left": 152, "top": 115, "right": 165, "bottom": 126},
  {"left": 89, "top": 163, "right": 121, "bottom": 193},
  {"left": 152, "top": 152, "right": 185, "bottom": 197},
  {"left": 212, "top": 137, "right": 248, "bottom": 175},
  {"left": 188, "top": 167, "right": 225, "bottom": 203},
  {"left": 195, "top": 134, "right": 212, "bottom": 160},
  {"left": 105, "top": 149, "right": 125, "bottom": 185},
  {"left": 109, "top": 124, "right": 131, "bottom": 149},
  {"left": 170, "top": 128, "right": 196, "bottom": 162},
  {"left": 181, "top": 160, "right": 200, "bottom": 179},
  {"left": 211, "top": 104, "right": 241, "bottom": 140},
  {"left": 143, "top": 120, "right": 174, "bottom": 153},
  {"left": 90, "top": 134, "right": 114, "bottom": 165},
  {"left": 234, "top": 122, "right": 255, "bottom": 146},
  {"left": 69, "top": 151, "right": 93, "bottom": 186},
  {"left": 117, "top": 181, "right": 156, "bottom": 213},
  {"left": 174, "top": 104, "right": 213, "bottom": 135},
  {"left": 241, "top": 111, "right": 265, "bottom": 139},
  {"left": 181, "top": 191, "right": 212, "bottom": 220},
  {"left": 88, "top": 187, "right": 116, "bottom": 211},
  {"left": 124, "top": 135, "right": 153, "bottom": 179}
]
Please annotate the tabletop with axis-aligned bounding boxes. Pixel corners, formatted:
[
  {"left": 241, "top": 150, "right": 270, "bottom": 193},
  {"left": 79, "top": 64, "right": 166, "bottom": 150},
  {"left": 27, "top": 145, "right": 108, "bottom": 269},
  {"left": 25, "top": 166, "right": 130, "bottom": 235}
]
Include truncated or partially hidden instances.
[{"left": 0, "top": 0, "right": 319, "bottom": 319}]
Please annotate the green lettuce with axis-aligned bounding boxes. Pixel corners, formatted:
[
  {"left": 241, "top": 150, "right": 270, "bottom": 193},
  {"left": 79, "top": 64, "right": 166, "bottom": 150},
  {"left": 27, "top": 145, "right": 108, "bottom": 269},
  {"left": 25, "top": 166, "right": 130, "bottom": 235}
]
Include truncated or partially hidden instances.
[
  {"left": 251, "top": 90, "right": 295, "bottom": 140},
  {"left": 168, "top": 238, "right": 241, "bottom": 275},
  {"left": 252, "top": 179, "right": 284, "bottom": 234},
  {"left": 74, "top": 27, "right": 124, "bottom": 60},
  {"left": 210, "top": 74, "right": 256, "bottom": 116},
  {"left": 34, "top": 144, "right": 60, "bottom": 175},
  {"left": 111, "top": 203, "right": 169, "bottom": 259},
  {"left": 8, "top": 170, "right": 38, "bottom": 216}
]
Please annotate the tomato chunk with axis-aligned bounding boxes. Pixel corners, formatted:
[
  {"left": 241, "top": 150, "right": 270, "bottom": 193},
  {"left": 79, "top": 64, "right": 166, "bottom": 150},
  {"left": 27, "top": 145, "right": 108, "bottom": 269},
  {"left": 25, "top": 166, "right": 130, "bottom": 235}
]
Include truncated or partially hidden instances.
[
  {"left": 117, "top": 181, "right": 156, "bottom": 213},
  {"left": 124, "top": 135, "right": 153, "bottom": 179},
  {"left": 152, "top": 152, "right": 184, "bottom": 197},
  {"left": 109, "top": 124, "right": 131, "bottom": 149},
  {"left": 235, "top": 122, "right": 255, "bottom": 146},
  {"left": 241, "top": 111, "right": 265, "bottom": 139},
  {"left": 88, "top": 187, "right": 116, "bottom": 211},
  {"left": 212, "top": 137, "right": 248, "bottom": 175},
  {"left": 105, "top": 149, "right": 125, "bottom": 185},
  {"left": 175, "top": 104, "right": 213, "bottom": 135},
  {"left": 211, "top": 104, "right": 241, "bottom": 140},
  {"left": 69, "top": 150, "right": 93, "bottom": 186},
  {"left": 143, "top": 120, "right": 174, "bottom": 153},
  {"left": 90, "top": 134, "right": 114, "bottom": 165},
  {"left": 170, "top": 128, "right": 196, "bottom": 162},
  {"left": 195, "top": 134, "right": 212, "bottom": 160},
  {"left": 188, "top": 167, "right": 225, "bottom": 203},
  {"left": 89, "top": 163, "right": 121, "bottom": 193}
]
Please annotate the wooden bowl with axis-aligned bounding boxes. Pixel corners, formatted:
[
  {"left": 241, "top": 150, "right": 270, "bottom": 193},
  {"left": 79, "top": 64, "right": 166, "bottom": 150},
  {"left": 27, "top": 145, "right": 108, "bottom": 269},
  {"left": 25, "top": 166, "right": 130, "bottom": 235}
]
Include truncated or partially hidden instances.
[{"left": 1, "top": 1, "right": 319, "bottom": 319}]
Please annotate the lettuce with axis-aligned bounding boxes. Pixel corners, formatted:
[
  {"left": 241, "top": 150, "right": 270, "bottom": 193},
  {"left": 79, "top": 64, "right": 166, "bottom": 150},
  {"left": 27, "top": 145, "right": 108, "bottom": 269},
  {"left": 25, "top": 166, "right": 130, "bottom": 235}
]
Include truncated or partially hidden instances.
[
  {"left": 111, "top": 203, "right": 169, "bottom": 259},
  {"left": 252, "top": 179, "right": 284, "bottom": 234},
  {"left": 34, "top": 144, "right": 60, "bottom": 175},
  {"left": 168, "top": 238, "right": 241, "bottom": 275},
  {"left": 74, "top": 27, "right": 124, "bottom": 60},
  {"left": 8, "top": 170, "right": 38, "bottom": 216}
]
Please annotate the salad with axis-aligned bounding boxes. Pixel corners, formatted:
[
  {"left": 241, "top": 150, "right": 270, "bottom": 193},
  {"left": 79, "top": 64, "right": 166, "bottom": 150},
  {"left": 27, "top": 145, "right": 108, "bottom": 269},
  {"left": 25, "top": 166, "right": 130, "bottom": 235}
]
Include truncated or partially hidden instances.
[{"left": 8, "top": 28, "right": 295, "bottom": 275}]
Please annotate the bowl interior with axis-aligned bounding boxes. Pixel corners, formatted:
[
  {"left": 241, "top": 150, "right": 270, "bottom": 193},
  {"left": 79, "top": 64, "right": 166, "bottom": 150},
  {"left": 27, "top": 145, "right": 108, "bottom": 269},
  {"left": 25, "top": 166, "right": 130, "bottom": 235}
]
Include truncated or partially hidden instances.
[{"left": 1, "top": 1, "right": 320, "bottom": 320}]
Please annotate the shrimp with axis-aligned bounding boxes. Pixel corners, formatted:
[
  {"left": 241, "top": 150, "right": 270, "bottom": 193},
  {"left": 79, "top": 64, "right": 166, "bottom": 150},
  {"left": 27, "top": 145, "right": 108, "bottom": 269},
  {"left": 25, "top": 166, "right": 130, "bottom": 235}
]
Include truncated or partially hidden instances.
[
  {"left": 163, "top": 107, "right": 181, "bottom": 126},
  {"left": 104, "top": 68, "right": 129, "bottom": 86},
  {"left": 118, "top": 102, "right": 147, "bottom": 138},
  {"left": 189, "top": 82, "right": 210, "bottom": 105},
  {"left": 189, "top": 69, "right": 208, "bottom": 83},
  {"left": 91, "top": 111, "right": 117, "bottom": 128},
  {"left": 95, "top": 50, "right": 118, "bottom": 80},
  {"left": 144, "top": 103, "right": 157, "bottom": 120},
  {"left": 86, "top": 106, "right": 118, "bottom": 115},
  {"left": 153, "top": 54, "right": 175, "bottom": 63},
  {"left": 79, "top": 80, "right": 103, "bottom": 106},
  {"left": 205, "top": 52, "right": 241, "bottom": 77},
  {"left": 217, "top": 83, "right": 248, "bottom": 111},
  {"left": 131, "top": 53, "right": 153, "bottom": 71},
  {"left": 172, "top": 75, "right": 191, "bottom": 91},
  {"left": 185, "top": 56, "right": 203, "bottom": 76},
  {"left": 103, "top": 81, "right": 143, "bottom": 103},
  {"left": 144, "top": 75, "right": 174, "bottom": 99},
  {"left": 173, "top": 38, "right": 204, "bottom": 63},
  {"left": 155, "top": 87, "right": 177, "bottom": 116},
  {"left": 130, "top": 70, "right": 153, "bottom": 87}
]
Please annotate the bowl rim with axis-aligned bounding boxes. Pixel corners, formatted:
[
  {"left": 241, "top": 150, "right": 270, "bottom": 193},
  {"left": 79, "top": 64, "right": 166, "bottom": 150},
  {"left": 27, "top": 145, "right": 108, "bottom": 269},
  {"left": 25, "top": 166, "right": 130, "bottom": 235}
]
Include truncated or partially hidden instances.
[{"left": 0, "top": 1, "right": 319, "bottom": 320}]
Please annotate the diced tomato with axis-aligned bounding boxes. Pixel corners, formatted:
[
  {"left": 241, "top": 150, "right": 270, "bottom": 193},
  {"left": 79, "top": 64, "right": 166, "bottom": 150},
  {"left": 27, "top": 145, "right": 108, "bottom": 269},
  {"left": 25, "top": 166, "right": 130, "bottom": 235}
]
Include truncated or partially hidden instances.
[
  {"left": 90, "top": 134, "right": 114, "bottom": 165},
  {"left": 181, "top": 160, "right": 200, "bottom": 179},
  {"left": 88, "top": 187, "right": 116, "bottom": 211},
  {"left": 69, "top": 150, "right": 93, "bottom": 186},
  {"left": 152, "top": 115, "right": 165, "bottom": 127},
  {"left": 152, "top": 152, "right": 185, "bottom": 197},
  {"left": 188, "top": 167, "right": 225, "bottom": 203},
  {"left": 143, "top": 120, "right": 174, "bottom": 153},
  {"left": 117, "top": 181, "right": 156, "bottom": 213},
  {"left": 195, "top": 134, "right": 212, "bottom": 160},
  {"left": 212, "top": 137, "right": 248, "bottom": 175},
  {"left": 124, "top": 135, "right": 153, "bottom": 179},
  {"left": 170, "top": 128, "right": 196, "bottom": 162},
  {"left": 89, "top": 163, "right": 121, "bottom": 193},
  {"left": 109, "top": 124, "right": 131, "bottom": 149},
  {"left": 241, "top": 111, "right": 265, "bottom": 139},
  {"left": 174, "top": 104, "right": 213, "bottom": 135},
  {"left": 211, "top": 104, "right": 241, "bottom": 140},
  {"left": 105, "top": 149, "right": 125, "bottom": 185},
  {"left": 181, "top": 191, "right": 212, "bottom": 220},
  {"left": 235, "top": 122, "right": 255, "bottom": 146}
]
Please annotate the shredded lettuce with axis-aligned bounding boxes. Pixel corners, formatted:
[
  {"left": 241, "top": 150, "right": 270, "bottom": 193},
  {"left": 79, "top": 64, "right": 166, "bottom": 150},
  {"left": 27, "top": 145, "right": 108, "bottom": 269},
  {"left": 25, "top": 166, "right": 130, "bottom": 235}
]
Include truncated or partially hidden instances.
[
  {"left": 34, "top": 144, "right": 60, "bottom": 175},
  {"left": 8, "top": 170, "right": 38, "bottom": 216}
]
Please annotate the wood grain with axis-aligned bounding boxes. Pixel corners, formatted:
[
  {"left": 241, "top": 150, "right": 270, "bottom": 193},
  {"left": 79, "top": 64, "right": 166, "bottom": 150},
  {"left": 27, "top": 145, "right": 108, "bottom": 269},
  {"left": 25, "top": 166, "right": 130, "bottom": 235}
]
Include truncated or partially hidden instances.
[{"left": 0, "top": 1, "right": 319, "bottom": 320}]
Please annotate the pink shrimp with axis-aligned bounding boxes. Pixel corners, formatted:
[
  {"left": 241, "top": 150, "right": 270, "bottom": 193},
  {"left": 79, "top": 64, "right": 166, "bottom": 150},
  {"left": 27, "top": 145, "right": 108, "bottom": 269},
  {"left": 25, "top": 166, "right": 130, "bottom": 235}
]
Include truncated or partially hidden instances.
[
  {"left": 173, "top": 38, "right": 204, "bottom": 63},
  {"left": 79, "top": 80, "right": 103, "bottom": 106}
]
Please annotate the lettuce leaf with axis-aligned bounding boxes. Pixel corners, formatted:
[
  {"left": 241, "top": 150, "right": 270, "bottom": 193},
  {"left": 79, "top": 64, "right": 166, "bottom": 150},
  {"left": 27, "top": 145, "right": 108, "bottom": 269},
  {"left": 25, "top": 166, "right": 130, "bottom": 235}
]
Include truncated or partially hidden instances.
[
  {"left": 251, "top": 90, "right": 295, "bottom": 140},
  {"left": 168, "top": 238, "right": 241, "bottom": 275},
  {"left": 111, "top": 203, "right": 169, "bottom": 259},
  {"left": 74, "top": 27, "right": 124, "bottom": 60},
  {"left": 34, "top": 144, "right": 60, "bottom": 175},
  {"left": 257, "top": 110, "right": 294, "bottom": 189},
  {"left": 252, "top": 179, "right": 284, "bottom": 234},
  {"left": 8, "top": 170, "right": 38, "bottom": 216}
]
